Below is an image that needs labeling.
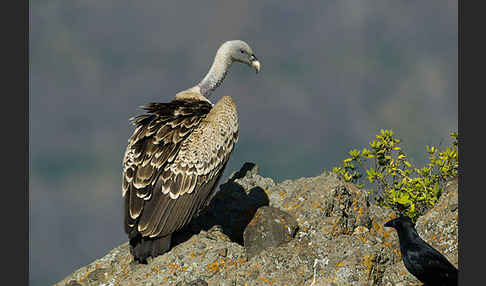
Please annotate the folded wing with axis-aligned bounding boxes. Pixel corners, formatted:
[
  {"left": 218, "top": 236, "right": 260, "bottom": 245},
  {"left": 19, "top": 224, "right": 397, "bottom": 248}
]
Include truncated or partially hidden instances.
[{"left": 123, "top": 96, "right": 238, "bottom": 238}]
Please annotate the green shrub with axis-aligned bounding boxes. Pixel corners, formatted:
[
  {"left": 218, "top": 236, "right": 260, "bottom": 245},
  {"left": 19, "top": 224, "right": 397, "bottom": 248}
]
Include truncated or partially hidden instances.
[{"left": 332, "top": 129, "right": 458, "bottom": 222}]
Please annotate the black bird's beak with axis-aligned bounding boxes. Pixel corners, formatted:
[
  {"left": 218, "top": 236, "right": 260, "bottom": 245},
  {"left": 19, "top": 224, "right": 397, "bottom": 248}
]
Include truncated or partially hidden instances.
[
  {"left": 384, "top": 219, "right": 395, "bottom": 228},
  {"left": 250, "top": 55, "right": 261, "bottom": 74}
]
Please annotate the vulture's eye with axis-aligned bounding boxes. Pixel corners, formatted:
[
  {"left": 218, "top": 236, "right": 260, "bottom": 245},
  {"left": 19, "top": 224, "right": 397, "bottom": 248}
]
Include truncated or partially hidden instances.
[{"left": 240, "top": 49, "right": 244, "bottom": 54}]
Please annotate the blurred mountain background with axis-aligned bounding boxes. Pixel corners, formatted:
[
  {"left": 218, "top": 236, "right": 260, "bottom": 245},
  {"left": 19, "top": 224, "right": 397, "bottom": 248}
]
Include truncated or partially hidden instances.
[{"left": 29, "top": 1, "right": 457, "bottom": 285}]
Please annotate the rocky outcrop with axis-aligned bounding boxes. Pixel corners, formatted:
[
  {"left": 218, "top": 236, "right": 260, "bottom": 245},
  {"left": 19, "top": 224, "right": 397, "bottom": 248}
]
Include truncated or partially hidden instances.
[{"left": 56, "top": 163, "right": 458, "bottom": 286}]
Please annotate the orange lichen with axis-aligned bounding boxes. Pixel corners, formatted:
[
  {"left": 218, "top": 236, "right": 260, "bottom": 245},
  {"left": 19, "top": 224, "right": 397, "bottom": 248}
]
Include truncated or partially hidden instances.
[
  {"left": 227, "top": 259, "right": 236, "bottom": 266},
  {"left": 372, "top": 221, "right": 382, "bottom": 233},
  {"left": 167, "top": 263, "right": 181, "bottom": 274},
  {"left": 358, "top": 207, "right": 364, "bottom": 217},
  {"left": 206, "top": 258, "right": 240, "bottom": 273},
  {"left": 383, "top": 229, "right": 391, "bottom": 239},
  {"left": 362, "top": 254, "right": 376, "bottom": 276},
  {"left": 392, "top": 248, "right": 401, "bottom": 258},
  {"left": 207, "top": 262, "right": 220, "bottom": 271},
  {"left": 151, "top": 265, "right": 160, "bottom": 273},
  {"left": 382, "top": 241, "right": 393, "bottom": 249},
  {"left": 260, "top": 277, "right": 275, "bottom": 284},
  {"left": 285, "top": 202, "right": 302, "bottom": 210}
]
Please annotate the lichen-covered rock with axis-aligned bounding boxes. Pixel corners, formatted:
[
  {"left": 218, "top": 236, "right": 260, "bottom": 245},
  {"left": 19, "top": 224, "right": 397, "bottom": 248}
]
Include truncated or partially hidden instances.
[
  {"left": 177, "top": 278, "right": 209, "bottom": 286},
  {"left": 56, "top": 164, "right": 458, "bottom": 286},
  {"left": 243, "top": 206, "right": 298, "bottom": 259},
  {"left": 415, "top": 177, "right": 458, "bottom": 266},
  {"left": 322, "top": 183, "right": 372, "bottom": 236}
]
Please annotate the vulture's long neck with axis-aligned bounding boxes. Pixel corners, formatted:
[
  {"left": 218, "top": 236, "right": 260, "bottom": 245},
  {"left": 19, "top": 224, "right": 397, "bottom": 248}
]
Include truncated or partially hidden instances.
[{"left": 197, "top": 46, "right": 233, "bottom": 97}]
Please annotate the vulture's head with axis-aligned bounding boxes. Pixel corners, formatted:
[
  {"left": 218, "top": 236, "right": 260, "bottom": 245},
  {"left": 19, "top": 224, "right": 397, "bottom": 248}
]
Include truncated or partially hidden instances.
[{"left": 221, "top": 40, "right": 261, "bottom": 73}]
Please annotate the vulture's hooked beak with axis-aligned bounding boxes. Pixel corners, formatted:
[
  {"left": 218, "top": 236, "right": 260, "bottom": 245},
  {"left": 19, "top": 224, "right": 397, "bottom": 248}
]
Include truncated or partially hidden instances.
[{"left": 250, "top": 55, "right": 261, "bottom": 74}]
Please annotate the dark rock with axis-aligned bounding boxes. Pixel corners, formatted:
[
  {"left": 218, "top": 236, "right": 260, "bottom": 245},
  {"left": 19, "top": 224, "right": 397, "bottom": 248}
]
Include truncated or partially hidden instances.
[
  {"left": 183, "top": 163, "right": 273, "bottom": 245},
  {"left": 243, "top": 206, "right": 298, "bottom": 259}
]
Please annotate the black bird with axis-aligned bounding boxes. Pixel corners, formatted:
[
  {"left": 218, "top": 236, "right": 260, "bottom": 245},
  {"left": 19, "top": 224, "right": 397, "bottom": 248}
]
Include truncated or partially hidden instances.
[{"left": 384, "top": 216, "right": 458, "bottom": 286}]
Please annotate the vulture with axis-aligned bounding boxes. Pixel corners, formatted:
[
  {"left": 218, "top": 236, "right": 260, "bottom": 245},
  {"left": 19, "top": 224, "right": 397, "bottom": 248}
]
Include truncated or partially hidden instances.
[
  {"left": 122, "top": 40, "right": 261, "bottom": 263},
  {"left": 384, "top": 216, "right": 458, "bottom": 286}
]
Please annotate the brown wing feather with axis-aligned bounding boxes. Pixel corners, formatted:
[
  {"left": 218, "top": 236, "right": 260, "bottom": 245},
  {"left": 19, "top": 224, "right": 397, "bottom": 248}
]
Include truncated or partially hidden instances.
[{"left": 123, "top": 96, "right": 238, "bottom": 239}]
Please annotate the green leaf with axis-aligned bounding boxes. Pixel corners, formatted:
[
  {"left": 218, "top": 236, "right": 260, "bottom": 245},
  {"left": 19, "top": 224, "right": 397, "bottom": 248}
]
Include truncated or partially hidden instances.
[{"left": 396, "top": 192, "right": 410, "bottom": 205}]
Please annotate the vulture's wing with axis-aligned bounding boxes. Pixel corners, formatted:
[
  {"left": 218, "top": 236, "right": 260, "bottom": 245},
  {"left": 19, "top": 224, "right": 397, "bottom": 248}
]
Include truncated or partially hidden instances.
[{"left": 123, "top": 96, "right": 238, "bottom": 238}]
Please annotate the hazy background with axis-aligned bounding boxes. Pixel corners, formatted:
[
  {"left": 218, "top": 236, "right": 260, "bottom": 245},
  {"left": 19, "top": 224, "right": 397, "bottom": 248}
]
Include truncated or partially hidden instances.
[{"left": 29, "top": 1, "right": 457, "bottom": 285}]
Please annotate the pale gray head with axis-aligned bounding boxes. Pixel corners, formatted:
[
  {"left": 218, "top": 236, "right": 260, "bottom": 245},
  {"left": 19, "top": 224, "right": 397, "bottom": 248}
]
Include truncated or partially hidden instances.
[
  {"left": 220, "top": 40, "right": 261, "bottom": 73},
  {"left": 196, "top": 40, "right": 261, "bottom": 97}
]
